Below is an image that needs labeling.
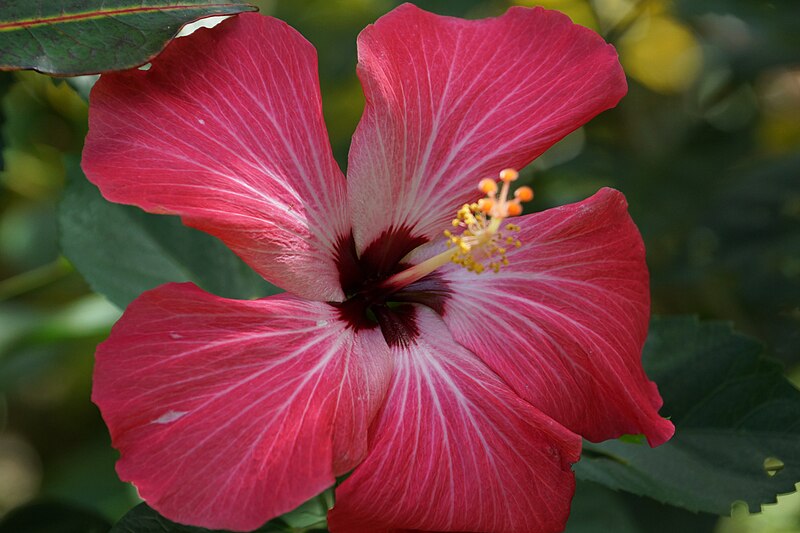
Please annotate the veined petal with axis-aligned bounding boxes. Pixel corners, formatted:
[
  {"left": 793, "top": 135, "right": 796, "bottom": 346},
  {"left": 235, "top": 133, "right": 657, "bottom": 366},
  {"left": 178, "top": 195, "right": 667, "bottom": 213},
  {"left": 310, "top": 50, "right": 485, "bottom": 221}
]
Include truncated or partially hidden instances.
[
  {"left": 347, "top": 4, "right": 626, "bottom": 255},
  {"left": 93, "top": 283, "right": 392, "bottom": 531},
  {"left": 82, "top": 14, "right": 349, "bottom": 302},
  {"left": 438, "top": 188, "right": 674, "bottom": 446},
  {"left": 328, "top": 306, "right": 581, "bottom": 533}
]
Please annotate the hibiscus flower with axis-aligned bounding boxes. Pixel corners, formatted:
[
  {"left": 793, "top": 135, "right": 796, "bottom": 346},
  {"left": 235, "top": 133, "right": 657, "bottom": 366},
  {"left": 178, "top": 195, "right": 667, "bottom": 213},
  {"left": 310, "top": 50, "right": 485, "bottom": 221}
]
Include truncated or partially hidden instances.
[{"left": 82, "top": 4, "right": 674, "bottom": 532}]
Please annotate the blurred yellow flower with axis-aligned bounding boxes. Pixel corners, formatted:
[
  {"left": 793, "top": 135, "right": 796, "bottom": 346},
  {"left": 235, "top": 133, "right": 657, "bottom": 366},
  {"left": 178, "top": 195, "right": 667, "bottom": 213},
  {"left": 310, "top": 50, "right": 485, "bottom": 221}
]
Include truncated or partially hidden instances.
[{"left": 619, "top": 14, "right": 702, "bottom": 93}]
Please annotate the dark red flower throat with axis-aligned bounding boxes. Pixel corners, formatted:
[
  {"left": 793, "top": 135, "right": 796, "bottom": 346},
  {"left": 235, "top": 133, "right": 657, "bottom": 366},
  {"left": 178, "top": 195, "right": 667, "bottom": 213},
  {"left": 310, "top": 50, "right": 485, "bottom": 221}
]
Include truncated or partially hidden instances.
[{"left": 333, "top": 227, "right": 450, "bottom": 347}]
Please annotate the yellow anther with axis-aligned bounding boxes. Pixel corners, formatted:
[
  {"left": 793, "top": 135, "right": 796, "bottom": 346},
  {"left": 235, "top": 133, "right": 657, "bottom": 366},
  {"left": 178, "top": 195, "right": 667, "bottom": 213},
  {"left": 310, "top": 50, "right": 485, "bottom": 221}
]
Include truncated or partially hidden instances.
[
  {"left": 499, "top": 168, "right": 519, "bottom": 182},
  {"left": 507, "top": 201, "right": 522, "bottom": 216},
  {"left": 478, "top": 178, "right": 498, "bottom": 194},
  {"left": 514, "top": 186, "right": 534, "bottom": 202}
]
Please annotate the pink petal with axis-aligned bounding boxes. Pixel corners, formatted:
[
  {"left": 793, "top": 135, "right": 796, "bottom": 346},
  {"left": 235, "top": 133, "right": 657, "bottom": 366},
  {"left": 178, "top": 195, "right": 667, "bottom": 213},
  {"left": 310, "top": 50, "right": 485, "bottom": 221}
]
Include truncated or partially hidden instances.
[
  {"left": 347, "top": 4, "right": 627, "bottom": 254},
  {"left": 437, "top": 188, "right": 674, "bottom": 446},
  {"left": 82, "top": 14, "right": 349, "bottom": 302},
  {"left": 93, "top": 283, "right": 392, "bottom": 531},
  {"left": 328, "top": 306, "right": 581, "bottom": 533}
]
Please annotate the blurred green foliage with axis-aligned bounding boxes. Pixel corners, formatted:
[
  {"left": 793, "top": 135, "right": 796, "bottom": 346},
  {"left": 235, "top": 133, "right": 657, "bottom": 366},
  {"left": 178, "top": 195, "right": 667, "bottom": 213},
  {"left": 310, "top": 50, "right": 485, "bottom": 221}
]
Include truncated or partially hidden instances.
[{"left": 0, "top": 0, "right": 798, "bottom": 531}]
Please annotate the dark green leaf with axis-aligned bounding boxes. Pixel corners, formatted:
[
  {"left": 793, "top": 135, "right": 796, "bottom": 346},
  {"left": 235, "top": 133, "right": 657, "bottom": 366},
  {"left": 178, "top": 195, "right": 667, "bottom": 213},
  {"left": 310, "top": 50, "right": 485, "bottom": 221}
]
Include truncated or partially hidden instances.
[
  {"left": 59, "top": 158, "right": 277, "bottom": 308},
  {"left": 0, "top": 1, "right": 257, "bottom": 76},
  {"left": 0, "top": 500, "right": 111, "bottom": 533},
  {"left": 111, "top": 503, "right": 286, "bottom": 533},
  {"left": 565, "top": 482, "right": 642, "bottom": 533},
  {"left": 576, "top": 317, "right": 800, "bottom": 514},
  {"left": 566, "top": 480, "right": 718, "bottom": 533}
]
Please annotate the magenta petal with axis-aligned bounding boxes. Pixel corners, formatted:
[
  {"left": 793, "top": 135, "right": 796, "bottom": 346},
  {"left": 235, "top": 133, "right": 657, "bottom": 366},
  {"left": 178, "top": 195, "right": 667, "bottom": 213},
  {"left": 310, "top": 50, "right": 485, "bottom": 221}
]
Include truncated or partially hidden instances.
[
  {"left": 328, "top": 306, "right": 581, "bottom": 533},
  {"left": 92, "top": 283, "right": 392, "bottom": 531},
  {"left": 439, "top": 188, "right": 674, "bottom": 446},
  {"left": 82, "top": 14, "right": 349, "bottom": 302},
  {"left": 347, "top": 4, "right": 627, "bottom": 253}
]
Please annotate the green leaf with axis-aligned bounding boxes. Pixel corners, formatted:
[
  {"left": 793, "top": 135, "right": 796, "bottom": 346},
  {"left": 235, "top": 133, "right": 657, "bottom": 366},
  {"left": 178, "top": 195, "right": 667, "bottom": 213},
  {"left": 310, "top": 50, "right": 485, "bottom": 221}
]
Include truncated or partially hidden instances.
[
  {"left": 565, "top": 482, "right": 643, "bottom": 533},
  {"left": 0, "top": 501, "right": 111, "bottom": 533},
  {"left": 279, "top": 489, "right": 331, "bottom": 529},
  {"left": 0, "top": 1, "right": 257, "bottom": 76},
  {"left": 576, "top": 316, "right": 800, "bottom": 515},
  {"left": 59, "top": 158, "right": 278, "bottom": 308},
  {"left": 111, "top": 502, "right": 327, "bottom": 533}
]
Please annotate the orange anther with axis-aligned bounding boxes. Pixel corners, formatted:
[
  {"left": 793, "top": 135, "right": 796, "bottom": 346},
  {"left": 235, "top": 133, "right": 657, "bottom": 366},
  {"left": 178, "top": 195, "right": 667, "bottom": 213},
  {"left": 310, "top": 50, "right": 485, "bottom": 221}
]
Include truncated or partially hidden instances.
[
  {"left": 478, "top": 178, "right": 498, "bottom": 194},
  {"left": 514, "top": 186, "right": 534, "bottom": 202},
  {"left": 499, "top": 168, "right": 519, "bottom": 182},
  {"left": 477, "top": 198, "right": 494, "bottom": 213},
  {"left": 507, "top": 201, "right": 523, "bottom": 216}
]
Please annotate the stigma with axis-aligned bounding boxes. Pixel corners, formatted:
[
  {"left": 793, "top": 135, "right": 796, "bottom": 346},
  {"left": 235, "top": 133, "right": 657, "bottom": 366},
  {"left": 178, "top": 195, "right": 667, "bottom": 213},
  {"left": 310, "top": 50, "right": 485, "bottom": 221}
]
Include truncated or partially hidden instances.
[{"left": 444, "top": 168, "right": 533, "bottom": 273}]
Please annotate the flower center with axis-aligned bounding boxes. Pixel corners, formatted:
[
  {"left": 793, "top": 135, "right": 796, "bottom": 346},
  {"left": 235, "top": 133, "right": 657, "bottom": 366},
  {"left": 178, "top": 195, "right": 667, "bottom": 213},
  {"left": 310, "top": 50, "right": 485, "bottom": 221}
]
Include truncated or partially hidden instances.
[{"left": 380, "top": 168, "right": 532, "bottom": 291}]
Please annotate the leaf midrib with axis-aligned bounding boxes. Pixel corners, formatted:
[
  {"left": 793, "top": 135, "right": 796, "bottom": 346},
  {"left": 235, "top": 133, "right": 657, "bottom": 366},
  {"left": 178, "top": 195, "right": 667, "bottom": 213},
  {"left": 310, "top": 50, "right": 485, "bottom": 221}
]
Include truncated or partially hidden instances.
[{"left": 0, "top": 3, "right": 245, "bottom": 31}]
